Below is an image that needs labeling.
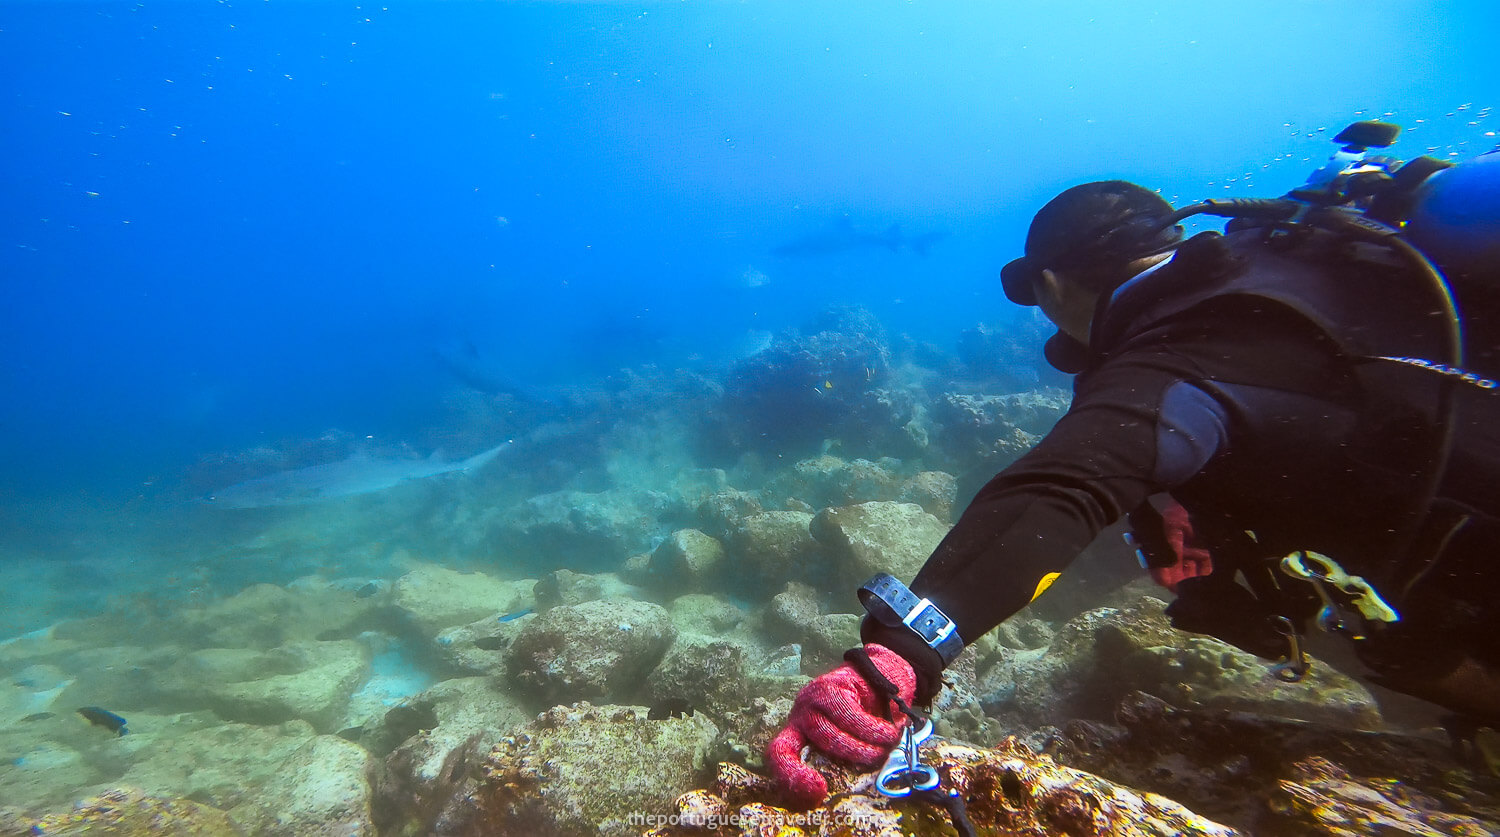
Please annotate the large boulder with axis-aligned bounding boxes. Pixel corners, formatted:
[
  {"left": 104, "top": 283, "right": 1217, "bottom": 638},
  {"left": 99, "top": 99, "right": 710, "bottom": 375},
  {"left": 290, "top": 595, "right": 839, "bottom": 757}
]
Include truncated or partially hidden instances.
[
  {"left": 394, "top": 564, "right": 528, "bottom": 638},
  {"left": 161, "top": 640, "right": 371, "bottom": 733},
  {"left": 473, "top": 702, "right": 719, "bottom": 837},
  {"left": 375, "top": 677, "right": 531, "bottom": 835},
  {"left": 723, "top": 511, "right": 828, "bottom": 593},
  {"left": 809, "top": 501, "right": 950, "bottom": 592},
  {"left": 764, "top": 455, "right": 905, "bottom": 512},
  {"left": 897, "top": 470, "right": 958, "bottom": 523},
  {"left": 665, "top": 594, "right": 745, "bottom": 638},
  {"left": 508, "top": 600, "right": 675, "bottom": 704},
  {"left": 531, "top": 569, "right": 643, "bottom": 609},
  {"left": 227, "top": 735, "right": 375, "bottom": 836},
  {"left": 1047, "top": 690, "right": 1500, "bottom": 835},
  {"left": 168, "top": 579, "right": 385, "bottom": 650},
  {"left": 978, "top": 596, "right": 1381, "bottom": 730},
  {"left": 646, "top": 529, "right": 726, "bottom": 593},
  {"left": 107, "top": 717, "right": 319, "bottom": 811},
  {"left": 491, "top": 488, "right": 675, "bottom": 569}
]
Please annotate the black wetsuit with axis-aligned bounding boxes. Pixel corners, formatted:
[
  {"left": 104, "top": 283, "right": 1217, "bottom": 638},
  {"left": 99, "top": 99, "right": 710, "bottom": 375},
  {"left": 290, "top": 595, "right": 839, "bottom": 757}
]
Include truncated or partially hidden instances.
[{"left": 866, "top": 228, "right": 1500, "bottom": 704}]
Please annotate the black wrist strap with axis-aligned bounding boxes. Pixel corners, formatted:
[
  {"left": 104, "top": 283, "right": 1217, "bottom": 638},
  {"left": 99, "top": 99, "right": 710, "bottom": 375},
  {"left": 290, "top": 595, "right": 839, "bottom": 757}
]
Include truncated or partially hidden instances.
[{"left": 857, "top": 573, "right": 964, "bottom": 666}]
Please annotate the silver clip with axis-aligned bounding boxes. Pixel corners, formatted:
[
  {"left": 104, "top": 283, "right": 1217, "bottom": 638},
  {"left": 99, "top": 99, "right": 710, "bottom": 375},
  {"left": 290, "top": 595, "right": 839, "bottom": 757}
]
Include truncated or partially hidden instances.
[
  {"left": 875, "top": 718, "right": 940, "bottom": 797},
  {"left": 1268, "top": 615, "right": 1310, "bottom": 682}
]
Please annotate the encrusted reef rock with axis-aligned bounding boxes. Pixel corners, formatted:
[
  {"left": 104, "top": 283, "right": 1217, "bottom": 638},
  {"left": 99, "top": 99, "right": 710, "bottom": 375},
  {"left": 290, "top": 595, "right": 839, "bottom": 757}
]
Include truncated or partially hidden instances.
[
  {"left": 642, "top": 736, "right": 1237, "bottom": 837},
  {"left": 509, "top": 600, "right": 676, "bottom": 704},
  {"left": 646, "top": 529, "right": 727, "bottom": 593},
  {"left": 394, "top": 563, "right": 528, "bottom": 638},
  {"left": 474, "top": 702, "right": 719, "bottom": 837},
  {"left": 643, "top": 631, "right": 806, "bottom": 731},
  {"left": 1272, "top": 755, "right": 1500, "bottom": 836},
  {"left": 765, "top": 455, "right": 906, "bottom": 512},
  {"left": 928, "top": 390, "right": 1068, "bottom": 479},
  {"left": 723, "top": 510, "right": 827, "bottom": 593},
  {"left": 158, "top": 639, "right": 372, "bottom": 733},
  {"left": 1, "top": 787, "right": 244, "bottom": 836},
  {"left": 709, "top": 306, "right": 894, "bottom": 457},
  {"left": 897, "top": 469, "right": 958, "bottom": 523},
  {"left": 225, "top": 734, "right": 375, "bottom": 836},
  {"left": 810, "top": 501, "right": 950, "bottom": 593},
  {"left": 980, "top": 595, "right": 1380, "bottom": 731},
  {"left": 1048, "top": 690, "right": 1500, "bottom": 834},
  {"left": 492, "top": 487, "right": 677, "bottom": 568},
  {"left": 375, "top": 677, "right": 531, "bottom": 834}
]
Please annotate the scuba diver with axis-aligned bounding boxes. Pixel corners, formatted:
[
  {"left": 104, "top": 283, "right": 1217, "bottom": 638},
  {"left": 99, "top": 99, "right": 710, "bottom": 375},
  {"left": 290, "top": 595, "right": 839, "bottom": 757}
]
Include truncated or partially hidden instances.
[{"left": 768, "top": 122, "right": 1500, "bottom": 806}]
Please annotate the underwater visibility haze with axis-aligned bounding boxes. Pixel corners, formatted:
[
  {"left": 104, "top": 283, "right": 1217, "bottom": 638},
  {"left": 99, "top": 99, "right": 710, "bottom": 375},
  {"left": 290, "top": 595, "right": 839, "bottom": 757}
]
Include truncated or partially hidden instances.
[{"left": 1, "top": 1, "right": 1499, "bottom": 833}]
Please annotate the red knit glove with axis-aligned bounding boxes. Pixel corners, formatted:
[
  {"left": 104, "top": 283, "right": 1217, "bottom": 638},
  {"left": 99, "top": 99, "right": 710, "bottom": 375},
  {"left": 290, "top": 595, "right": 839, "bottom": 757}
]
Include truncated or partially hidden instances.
[
  {"left": 1147, "top": 498, "right": 1214, "bottom": 592},
  {"left": 766, "top": 643, "right": 917, "bottom": 807}
]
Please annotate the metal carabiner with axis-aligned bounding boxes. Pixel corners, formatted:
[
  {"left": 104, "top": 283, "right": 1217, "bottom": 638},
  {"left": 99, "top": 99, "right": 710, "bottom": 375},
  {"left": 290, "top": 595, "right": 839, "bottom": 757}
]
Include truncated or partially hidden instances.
[
  {"left": 1268, "top": 615, "right": 1310, "bottom": 682},
  {"left": 875, "top": 718, "right": 940, "bottom": 798}
]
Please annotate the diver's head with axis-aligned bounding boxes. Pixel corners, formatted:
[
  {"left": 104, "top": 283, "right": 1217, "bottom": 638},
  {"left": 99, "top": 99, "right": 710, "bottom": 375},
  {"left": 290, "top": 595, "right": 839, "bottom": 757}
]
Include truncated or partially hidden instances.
[{"left": 1002, "top": 180, "right": 1183, "bottom": 356}]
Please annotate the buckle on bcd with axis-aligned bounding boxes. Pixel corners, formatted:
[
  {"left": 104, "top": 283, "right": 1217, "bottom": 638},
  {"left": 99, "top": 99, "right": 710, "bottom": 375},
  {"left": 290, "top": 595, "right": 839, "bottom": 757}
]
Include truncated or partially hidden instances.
[{"left": 1280, "top": 550, "right": 1400, "bottom": 638}]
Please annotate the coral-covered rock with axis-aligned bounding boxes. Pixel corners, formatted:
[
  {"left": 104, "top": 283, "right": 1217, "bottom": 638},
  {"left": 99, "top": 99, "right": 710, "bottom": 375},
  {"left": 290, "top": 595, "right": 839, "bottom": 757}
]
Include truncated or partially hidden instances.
[
  {"left": 928, "top": 390, "right": 1066, "bottom": 477},
  {"left": 897, "top": 470, "right": 958, "bottom": 523},
  {"left": 981, "top": 596, "right": 1379, "bottom": 731},
  {"left": 647, "top": 529, "right": 727, "bottom": 592},
  {"left": 642, "top": 736, "right": 1237, "bottom": 837},
  {"left": 158, "top": 640, "right": 371, "bottom": 733},
  {"left": 493, "top": 487, "right": 674, "bottom": 568},
  {"left": 394, "top": 564, "right": 527, "bottom": 637},
  {"left": 1271, "top": 755, "right": 1500, "bottom": 836},
  {"left": 532, "top": 569, "right": 643, "bottom": 609},
  {"left": 710, "top": 307, "right": 894, "bottom": 458},
  {"left": 666, "top": 593, "right": 744, "bottom": 637},
  {"left": 723, "top": 510, "right": 826, "bottom": 593},
  {"left": 809, "top": 501, "right": 950, "bottom": 592},
  {"left": 1, "top": 788, "right": 243, "bottom": 836},
  {"left": 475, "top": 702, "right": 719, "bottom": 837},
  {"left": 375, "top": 677, "right": 531, "bottom": 835},
  {"left": 509, "top": 600, "right": 675, "bottom": 704},
  {"left": 766, "top": 455, "right": 906, "bottom": 512},
  {"left": 645, "top": 636, "right": 757, "bottom": 720},
  {"left": 226, "top": 735, "right": 375, "bottom": 836},
  {"left": 1048, "top": 690, "right": 1500, "bottom": 835}
]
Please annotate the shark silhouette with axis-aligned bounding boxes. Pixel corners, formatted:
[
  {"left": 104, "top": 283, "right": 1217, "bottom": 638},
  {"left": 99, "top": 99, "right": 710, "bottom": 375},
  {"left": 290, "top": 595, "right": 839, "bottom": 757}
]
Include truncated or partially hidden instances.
[{"left": 204, "top": 441, "right": 511, "bottom": 509}]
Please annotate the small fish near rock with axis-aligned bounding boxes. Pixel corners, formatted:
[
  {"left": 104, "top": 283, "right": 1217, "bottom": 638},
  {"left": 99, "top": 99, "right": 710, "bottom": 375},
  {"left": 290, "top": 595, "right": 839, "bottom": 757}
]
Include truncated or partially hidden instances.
[
  {"left": 647, "top": 697, "right": 695, "bottom": 721},
  {"left": 77, "top": 706, "right": 129, "bottom": 737}
]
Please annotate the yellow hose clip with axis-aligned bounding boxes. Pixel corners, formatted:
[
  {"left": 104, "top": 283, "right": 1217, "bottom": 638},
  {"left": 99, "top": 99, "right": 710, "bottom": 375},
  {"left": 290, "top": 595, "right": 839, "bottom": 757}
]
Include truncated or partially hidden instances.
[{"left": 1280, "top": 550, "right": 1400, "bottom": 625}]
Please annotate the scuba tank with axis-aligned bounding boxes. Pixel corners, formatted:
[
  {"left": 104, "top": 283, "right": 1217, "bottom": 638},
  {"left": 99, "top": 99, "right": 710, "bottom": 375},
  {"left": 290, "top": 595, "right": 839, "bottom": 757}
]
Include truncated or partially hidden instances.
[
  {"left": 1403, "top": 149, "right": 1500, "bottom": 290},
  {"left": 1143, "top": 124, "right": 1500, "bottom": 685}
]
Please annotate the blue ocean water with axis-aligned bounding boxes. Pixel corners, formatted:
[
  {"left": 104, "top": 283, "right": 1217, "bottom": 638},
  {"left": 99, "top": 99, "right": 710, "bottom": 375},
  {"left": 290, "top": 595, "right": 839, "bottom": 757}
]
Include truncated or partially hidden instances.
[{"left": 3, "top": 1, "right": 1494, "bottom": 505}]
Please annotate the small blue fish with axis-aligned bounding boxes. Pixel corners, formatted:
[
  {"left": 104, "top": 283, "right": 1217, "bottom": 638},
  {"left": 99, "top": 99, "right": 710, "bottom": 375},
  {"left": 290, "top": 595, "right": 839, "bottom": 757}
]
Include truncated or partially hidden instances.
[
  {"left": 77, "top": 706, "right": 128, "bottom": 736},
  {"left": 497, "top": 608, "right": 534, "bottom": 623}
]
